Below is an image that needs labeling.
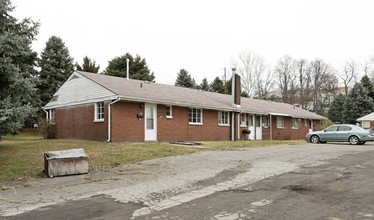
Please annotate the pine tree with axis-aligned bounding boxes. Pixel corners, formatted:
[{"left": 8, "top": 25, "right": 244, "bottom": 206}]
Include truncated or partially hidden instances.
[
  {"left": 342, "top": 83, "right": 374, "bottom": 124},
  {"left": 175, "top": 69, "right": 195, "bottom": 88},
  {"left": 328, "top": 94, "right": 346, "bottom": 123},
  {"left": 210, "top": 77, "right": 225, "bottom": 94},
  {"left": 38, "top": 36, "right": 74, "bottom": 105},
  {"left": 104, "top": 53, "right": 155, "bottom": 82},
  {"left": 0, "top": 0, "right": 40, "bottom": 136},
  {"left": 199, "top": 78, "right": 210, "bottom": 91},
  {"left": 76, "top": 56, "right": 100, "bottom": 73},
  {"left": 361, "top": 75, "right": 374, "bottom": 101}
]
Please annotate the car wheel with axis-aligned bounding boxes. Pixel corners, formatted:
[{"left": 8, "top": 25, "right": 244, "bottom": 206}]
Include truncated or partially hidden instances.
[
  {"left": 349, "top": 136, "right": 359, "bottom": 145},
  {"left": 310, "top": 135, "right": 320, "bottom": 144},
  {"left": 359, "top": 141, "right": 366, "bottom": 145}
]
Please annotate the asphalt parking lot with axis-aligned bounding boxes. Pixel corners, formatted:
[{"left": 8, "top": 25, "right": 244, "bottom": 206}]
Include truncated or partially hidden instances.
[{"left": 1, "top": 142, "right": 374, "bottom": 220}]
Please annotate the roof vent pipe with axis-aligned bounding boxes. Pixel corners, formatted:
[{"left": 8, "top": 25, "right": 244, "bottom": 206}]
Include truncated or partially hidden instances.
[{"left": 126, "top": 58, "right": 130, "bottom": 79}]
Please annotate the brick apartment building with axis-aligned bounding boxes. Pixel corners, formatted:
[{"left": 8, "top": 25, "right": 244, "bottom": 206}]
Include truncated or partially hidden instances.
[{"left": 43, "top": 71, "right": 324, "bottom": 142}]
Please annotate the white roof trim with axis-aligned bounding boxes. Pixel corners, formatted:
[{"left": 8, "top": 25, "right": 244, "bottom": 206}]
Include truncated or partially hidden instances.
[{"left": 269, "top": 112, "right": 291, "bottom": 117}]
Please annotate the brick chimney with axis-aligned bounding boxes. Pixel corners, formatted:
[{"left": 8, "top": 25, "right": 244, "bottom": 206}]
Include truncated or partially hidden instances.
[{"left": 231, "top": 68, "right": 241, "bottom": 107}]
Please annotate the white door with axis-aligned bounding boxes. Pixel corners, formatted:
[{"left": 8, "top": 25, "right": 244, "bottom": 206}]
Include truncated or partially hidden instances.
[
  {"left": 309, "top": 120, "right": 313, "bottom": 133},
  {"left": 145, "top": 103, "right": 157, "bottom": 141},
  {"left": 248, "top": 115, "right": 255, "bottom": 140},
  {"left": 256, "top": 115, "right": 262, "bottom": 140}
]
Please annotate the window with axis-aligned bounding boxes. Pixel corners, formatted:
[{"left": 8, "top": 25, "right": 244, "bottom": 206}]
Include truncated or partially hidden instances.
[
  {"left": 218, "top": 111, "right": 230, "bottom": 126},
  {"left": 362, "top": 121, "right": 370, "bottom": 129},
  {"left": 95, "top": 102, "right": 104, "bottom": 122},
  {"left": 240, "top": 114, "right": 246, "bottom": 127},
  {"left": 263, "top": 116, "right": 269, "bottom": 128},
  {"left": 49, "top": 109, "right": 56, "bottom": 124},
  {"left": 277, "top": 116, "right": 284, "bottom": 128},
  {"left": 166, "top": 106, "right": 172, "bottom": 118},
  {"left": 189, "top": 108, "right": 202, "bottom": 125},
  {"left": 325, "top": 126, "right": 338, "bottom": 132},
  {"left": 338, "top": 125, "right": 352, "bottom": 131},
  {"left": 248, "top": 116, "right": 253, "bottom": 126},
  {"left": 292, "top": 118, "right": 299, "bottom": 129}
]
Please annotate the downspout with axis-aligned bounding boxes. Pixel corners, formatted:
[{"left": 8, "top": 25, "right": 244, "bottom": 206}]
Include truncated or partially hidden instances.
[
  {"left": 270, "top": 114, "right": 272, "bottom": 140},
  {"left": 107, "top": 97, "right": 121, "bottom": 142},
  {"left": 42, "top": 107, "right": 49, "bottom": 122},
  {"left": 231, "top": 112, "right": 235, "bottom": 141},
  {"left": 237, "top": 112, "right": 242, "bottom": 140}
]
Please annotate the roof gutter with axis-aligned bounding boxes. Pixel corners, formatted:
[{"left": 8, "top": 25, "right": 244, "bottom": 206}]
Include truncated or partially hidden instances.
[{"left": 107, "top": 97, "right": 121, "bottom": 142}]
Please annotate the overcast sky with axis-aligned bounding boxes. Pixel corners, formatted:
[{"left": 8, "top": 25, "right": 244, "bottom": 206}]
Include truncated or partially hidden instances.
[{"left": 12, "top": 0, "right": 374, "bottom": 85}]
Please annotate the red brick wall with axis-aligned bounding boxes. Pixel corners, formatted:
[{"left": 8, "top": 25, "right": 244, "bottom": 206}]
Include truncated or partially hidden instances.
[
  {"left": 313, "top": 120, "right": 321, "bottom": 131},
  {"left": 290, "top": 118, "right": 310, "bottom": 139},
  {"left": 271, "top": 116, "right": 292, "bottom": 140},
  {"left": 111, "top": 103, "right": 231, "bottom": 142},
  {"left": 370, "top": 121, "right": 374, "bottom": 128},
  {"left": 55, "top": 101, "right": 321, "bottom": 142},
  {"left": 165, "top": 107, "right": 230, "bottom": 141},
  {"left": 157, "top": 105, "right": 188, "bottom": 141},
  {"left": 111, "top": 101, "right": 145, "bottom": 142},
  {"left": 55, "top": 102, "right": 108, "bottom": 141}
]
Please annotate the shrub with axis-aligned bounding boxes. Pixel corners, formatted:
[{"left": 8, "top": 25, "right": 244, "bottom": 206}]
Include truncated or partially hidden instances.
[{"left": 38, "top": 118, "right": 56, "bottom": 139}]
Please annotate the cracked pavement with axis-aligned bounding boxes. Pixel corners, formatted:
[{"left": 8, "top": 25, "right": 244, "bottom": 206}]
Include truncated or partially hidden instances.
[{"left": 1, "top": 142, "right": 374, "bottom": 219}]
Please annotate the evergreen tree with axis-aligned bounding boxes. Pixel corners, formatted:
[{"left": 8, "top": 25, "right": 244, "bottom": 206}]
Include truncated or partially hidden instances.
[
  {"left": 0, "top": 0, "right": 40, "bottom": 136},
  {"left": 328, "top": 94, "right": 346, "bottom": 123},
  {"left": 175, "top": 69, "right": 195, "bottom": 88},
  {"left": 38, "top": 36, "right": 74, "bottom": 105},
  {"left": 210, "top": 77, "right": 225, "bottom": 94},
  {"left": 342, "top": 83, "right": 374, "bottom": 124},
  {"left": 199, "top": 78, "right": 209, "bottom": 91},
  {"left": 104, "top": 53, "right": 155, "bottom": 82},
  {"left": 361, "top": 75, "right": 374, "bottom": 101},
  {"left": 76, "top": 56, "right": 99, "bottom": 73}
]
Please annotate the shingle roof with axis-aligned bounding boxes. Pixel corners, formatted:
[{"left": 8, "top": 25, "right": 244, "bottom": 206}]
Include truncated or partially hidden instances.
[
  {"left": 78, "top": 71, "right": 326, "bottom": 120},
  {"left": 357, "top": 112, "right": 374, "bottom": 121}
]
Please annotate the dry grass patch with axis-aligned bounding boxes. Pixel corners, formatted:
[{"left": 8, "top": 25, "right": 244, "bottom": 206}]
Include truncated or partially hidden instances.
[{"left": 0, "top": 137, "right": 306, "bottom": 183}]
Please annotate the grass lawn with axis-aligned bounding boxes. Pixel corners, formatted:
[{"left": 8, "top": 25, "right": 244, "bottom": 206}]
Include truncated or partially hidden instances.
[{"left": 0, "top": 131, "right": 306, "bottom": 183}]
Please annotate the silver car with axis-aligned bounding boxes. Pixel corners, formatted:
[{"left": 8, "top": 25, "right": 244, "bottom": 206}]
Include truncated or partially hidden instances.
[{"left": 305, "top": 124, "right": 374, "bottom": 145}]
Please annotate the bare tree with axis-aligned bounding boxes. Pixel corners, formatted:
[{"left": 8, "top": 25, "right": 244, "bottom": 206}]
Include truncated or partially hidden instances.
[
  {"left": 310, "top": 59, "right": 338, "bottom": 115},
  {"left": 255, "top": 69, "right": 275, "bottom": 99},
  {"left": 236, "top": 50, "right": 267, "bottom": 97},
  {"left": 295, "top": 59, "right": 313, "bottom": 109},
  {"left": 338, "top": 61, "right": 358, "bottom": 96},
  {"left": 274, "top": 55, "right": 295, "bottom": 104}
]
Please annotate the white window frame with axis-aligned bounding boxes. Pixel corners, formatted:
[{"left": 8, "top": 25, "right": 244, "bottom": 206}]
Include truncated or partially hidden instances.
[
  {"left": 166, "top": 105, "right": 172, "bottom": 118},
  {"left": 240, "top": 114, "right": 246, "bottom": 127},
  {"left": 218, "top": 111, "right": 230, "bottom": 126},
  {"left": 94, "top": 102, "right": 104, "bottom": 122},
  {"left": 277, "top": 116, "right": 284, "bottom": 129},
  {"left": 263, "top": 115, "right": 269, "bottom": 128},
  {"left": 49, "top": 109, "right": 56, "bottom": 124},
  {"left": 292, "top": 118, "right": 299, "bottom": 129},
  {"left": 189, "top": 108, "right": 203, "bottom": 125}
]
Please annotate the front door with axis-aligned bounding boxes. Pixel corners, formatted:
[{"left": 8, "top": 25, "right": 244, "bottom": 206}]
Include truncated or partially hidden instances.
[
  {"left": 145, "top": 103, "right": 157, "bottom": 141},
  {"left": 255, "top": 115, "right": 262, "bottom": 140},
  {"left": 309, "top": 120, "right": 313, "bottom": 133},
  {"left": 248, "top": 115, "right": 255, "bottom": 140}
]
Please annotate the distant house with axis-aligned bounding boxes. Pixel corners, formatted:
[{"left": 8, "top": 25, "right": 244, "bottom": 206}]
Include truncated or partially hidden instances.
[
  {"left": 357, "top": 113, "right": 374, "bottom": 129},
  {"left": 43, "top": 71, "right": 325, "bottom": 142}
]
